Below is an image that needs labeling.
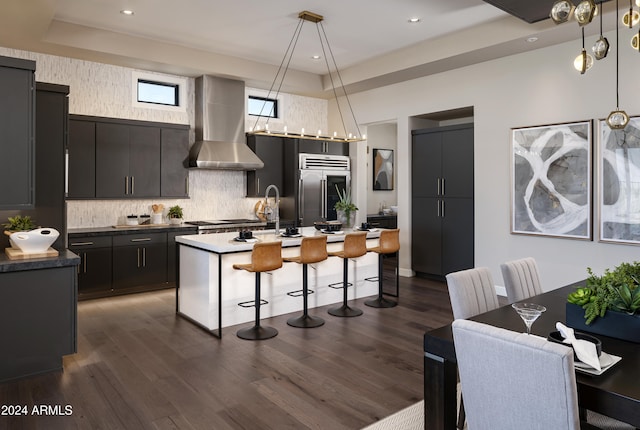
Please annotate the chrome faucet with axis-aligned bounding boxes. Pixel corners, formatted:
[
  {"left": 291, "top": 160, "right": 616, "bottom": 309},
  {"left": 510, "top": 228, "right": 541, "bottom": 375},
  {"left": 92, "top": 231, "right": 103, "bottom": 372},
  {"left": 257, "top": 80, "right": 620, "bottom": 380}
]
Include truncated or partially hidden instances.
[{"left": 265, "top": 184, "right": 280, "bottom": 236}]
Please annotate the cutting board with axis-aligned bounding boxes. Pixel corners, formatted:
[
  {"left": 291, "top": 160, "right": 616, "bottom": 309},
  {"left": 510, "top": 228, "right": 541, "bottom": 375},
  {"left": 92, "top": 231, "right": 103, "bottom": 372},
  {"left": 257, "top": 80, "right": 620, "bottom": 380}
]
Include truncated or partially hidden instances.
[{"left": 5, "top": 247, "right": 59, "bottom": 260}]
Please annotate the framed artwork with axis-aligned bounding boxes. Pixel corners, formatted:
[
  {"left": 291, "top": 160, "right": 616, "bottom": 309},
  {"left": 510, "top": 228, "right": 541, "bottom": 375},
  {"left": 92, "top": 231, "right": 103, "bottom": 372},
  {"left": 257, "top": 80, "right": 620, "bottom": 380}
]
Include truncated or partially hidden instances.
[
  {"left": 599, "top": 116, "right": 640, "bottom": 245},
  {"left": 510, "top": 121, "right": 592, "bottom": 240},
  {"left": 373, "top": 148, "right": 394, "bottom": 190}
]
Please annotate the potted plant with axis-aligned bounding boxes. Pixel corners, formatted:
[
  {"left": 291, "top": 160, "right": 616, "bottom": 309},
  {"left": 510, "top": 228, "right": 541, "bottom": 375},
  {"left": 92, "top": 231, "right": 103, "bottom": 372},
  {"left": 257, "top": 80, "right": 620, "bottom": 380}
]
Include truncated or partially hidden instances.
[
  {"left": 3, "top": 215, "right": 37, "bottom": 248},
  {"left": 566, "top": 261, "right": 640, "bottom": 343},
  {"left": 334, "top": 185, "right": 358, "bottom": 228},
  {"left": 167, "top": 205, "right": 183, "bottom": 225}
]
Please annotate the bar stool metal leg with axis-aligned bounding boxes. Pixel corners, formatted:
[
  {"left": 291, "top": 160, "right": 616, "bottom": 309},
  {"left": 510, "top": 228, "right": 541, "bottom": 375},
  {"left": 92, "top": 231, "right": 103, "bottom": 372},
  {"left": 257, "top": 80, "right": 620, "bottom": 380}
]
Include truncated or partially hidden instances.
[
  {"left": 328, "top": 258, "right": 363, "bottom": 317},
  {"left": 365, "top": 253, "right": 397, "bottom": 308},
  {"left": 237, "top": 272, "right": 278, "bottom": 340},
  {"left": 287, "top": 263, "right": 325, "bottom": 328}
]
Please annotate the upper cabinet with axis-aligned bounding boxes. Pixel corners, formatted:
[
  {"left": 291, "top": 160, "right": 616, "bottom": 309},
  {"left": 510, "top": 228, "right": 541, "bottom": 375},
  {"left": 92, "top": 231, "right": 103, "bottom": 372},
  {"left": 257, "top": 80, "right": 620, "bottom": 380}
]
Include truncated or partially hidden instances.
[
  {"left": 0, "top": 56, "right": 36, "bottom": 209},
  {"left": 298, "top": 138, "right": 348, "bottom": 156},
  {"left": 67, "top": 115, "right": 189, "bottom": 199},
  {"left": 246, "top": 134, "right": 284, "bottom": 197}
]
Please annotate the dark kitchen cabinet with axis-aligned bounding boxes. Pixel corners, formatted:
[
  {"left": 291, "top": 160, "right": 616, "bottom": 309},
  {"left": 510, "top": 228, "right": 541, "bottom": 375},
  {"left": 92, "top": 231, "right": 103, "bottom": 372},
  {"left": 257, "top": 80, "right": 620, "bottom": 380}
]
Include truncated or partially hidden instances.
[
  {"left": 0, "top": 56, "right": 36, "bottom": 210},
  {"left": 246, "top": 134, "right": 284, "bottom": 196},
  {"left": 68, "top": 118, "right": 96, "bottom": 199},
  {"left": 411, "top": 124, "right": 474, "bottom": 278},
  {"left": 112, "top": 232, "right": 167, "bottom": 290},
  {"left": 367, "top": 214, "right": 397, "bottom": 229},
  {"left": 69, "top": 235, "right": 113, "bottom": 297},
  {"left": 96, "top": 122, "right": 160, "bottom": 198},
  {"left": 68, "top": 115, "right": 189, "bottom": 200},
  {"left": 161, "top": 127, "right": 189, "bottom": 197},
  {"left": 298, "top": 138, "right": 348, "bottom": 156}
]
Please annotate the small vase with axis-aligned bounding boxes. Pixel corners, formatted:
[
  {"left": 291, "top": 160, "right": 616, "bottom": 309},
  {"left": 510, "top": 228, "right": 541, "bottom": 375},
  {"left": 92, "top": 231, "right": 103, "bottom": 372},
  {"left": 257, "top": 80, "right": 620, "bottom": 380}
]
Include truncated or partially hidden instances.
[
  {"left": 336, "top": 210, "right": 357, "bottom": 228},
  {"left": 169, "top": 217, "right": 182, "bottom": 225}
]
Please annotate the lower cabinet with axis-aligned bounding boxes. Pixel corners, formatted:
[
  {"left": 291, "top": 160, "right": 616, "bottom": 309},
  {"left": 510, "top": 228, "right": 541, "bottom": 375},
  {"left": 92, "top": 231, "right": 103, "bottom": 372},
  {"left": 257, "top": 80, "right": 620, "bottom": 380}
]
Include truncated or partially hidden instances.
[
  {"left": 70, "top": 227, "right": 196, "bottom": 300},
  {"left": 113, "top": 233, "right": 167, "bottom": 290},
  {"left": 69, "top": 236, "right": 113, "bottom": 296}
]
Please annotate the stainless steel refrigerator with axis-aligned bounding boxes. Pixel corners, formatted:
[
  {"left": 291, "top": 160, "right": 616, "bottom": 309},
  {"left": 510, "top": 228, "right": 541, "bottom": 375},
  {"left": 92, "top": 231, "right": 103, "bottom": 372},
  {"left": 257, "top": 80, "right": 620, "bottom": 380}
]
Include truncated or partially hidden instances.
[{"left": 296, "top": 153, "right": 350, "bottom": 226}]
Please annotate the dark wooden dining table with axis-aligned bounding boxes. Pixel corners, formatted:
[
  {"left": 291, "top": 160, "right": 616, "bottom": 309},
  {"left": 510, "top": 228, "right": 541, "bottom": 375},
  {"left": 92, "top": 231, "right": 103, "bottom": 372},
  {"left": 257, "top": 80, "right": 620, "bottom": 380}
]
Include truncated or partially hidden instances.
[{"left": 423, "top": 283, "right": 640, "bottom": 430}]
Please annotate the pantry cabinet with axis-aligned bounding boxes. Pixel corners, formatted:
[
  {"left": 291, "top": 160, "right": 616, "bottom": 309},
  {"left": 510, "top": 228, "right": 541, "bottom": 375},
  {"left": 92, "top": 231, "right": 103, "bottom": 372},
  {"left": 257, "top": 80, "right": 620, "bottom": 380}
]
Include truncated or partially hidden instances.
[{"left": 0, "top": 56, "right": 36, "bottom": 210}]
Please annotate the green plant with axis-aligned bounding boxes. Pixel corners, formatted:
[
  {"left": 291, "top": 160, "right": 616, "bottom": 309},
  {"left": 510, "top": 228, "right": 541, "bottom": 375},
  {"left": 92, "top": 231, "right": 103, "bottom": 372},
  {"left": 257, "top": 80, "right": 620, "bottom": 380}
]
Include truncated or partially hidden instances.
[
  {"left": 168, "top": 205, "right": 183, "bottom": 219},
  {"left": 3, "top": 215, "right": 36, "bottom": 232},
  {"left": 334, "top": 185, "right": 358, "bottom": 214},
  {"left": 569, "top": 262, "right": 640, "bottom": 324}
]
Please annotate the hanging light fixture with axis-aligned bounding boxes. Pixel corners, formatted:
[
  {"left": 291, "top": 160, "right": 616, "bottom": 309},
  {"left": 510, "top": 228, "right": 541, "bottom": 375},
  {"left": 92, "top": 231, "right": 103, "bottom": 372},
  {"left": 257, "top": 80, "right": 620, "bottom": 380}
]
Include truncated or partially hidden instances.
[
  {"left": 593, "top": 2, "right": 610, "bottom": 59},
  {"left": 249, "top": 11, "right": 364, "bottom": 143},
  {"left": 575, "top": 0, "right": 598, "bottom": 25},
  {"left": 575, "top": 27, "right": 594, "bottom": 72},
  {"left": 622, "top": 0, "right": 640, "bottom": 27},
  {"left": 607, "top": 0, "right": 630, "bottom": 129},
  {"left": 551, "top": 0, "right": 575, "bottom": 23}
]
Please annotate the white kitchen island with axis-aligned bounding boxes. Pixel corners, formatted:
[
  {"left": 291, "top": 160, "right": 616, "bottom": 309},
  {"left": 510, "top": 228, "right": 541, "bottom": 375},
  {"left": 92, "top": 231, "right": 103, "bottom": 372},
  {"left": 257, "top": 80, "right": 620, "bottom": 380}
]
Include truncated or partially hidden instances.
[{"left": 175, "top": 227, "right": 381, "bottom": 337}]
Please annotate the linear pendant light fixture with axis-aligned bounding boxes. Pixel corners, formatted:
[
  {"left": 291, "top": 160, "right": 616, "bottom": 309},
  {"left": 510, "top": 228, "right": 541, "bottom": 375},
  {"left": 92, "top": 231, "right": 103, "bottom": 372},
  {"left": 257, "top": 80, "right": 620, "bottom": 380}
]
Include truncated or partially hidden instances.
[{"left": 249, "top": 11, "right": 365, "bottom": 143}]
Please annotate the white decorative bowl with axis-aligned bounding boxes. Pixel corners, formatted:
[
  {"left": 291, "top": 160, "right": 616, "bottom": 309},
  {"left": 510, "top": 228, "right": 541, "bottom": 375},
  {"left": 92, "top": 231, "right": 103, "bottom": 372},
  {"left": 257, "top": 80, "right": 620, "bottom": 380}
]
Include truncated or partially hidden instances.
[
  {"left": 390, "top": 205, "right": 398, "bottom": 214},
  {"left": 10, "top": 228, "right": 59, "bottom": 253}
]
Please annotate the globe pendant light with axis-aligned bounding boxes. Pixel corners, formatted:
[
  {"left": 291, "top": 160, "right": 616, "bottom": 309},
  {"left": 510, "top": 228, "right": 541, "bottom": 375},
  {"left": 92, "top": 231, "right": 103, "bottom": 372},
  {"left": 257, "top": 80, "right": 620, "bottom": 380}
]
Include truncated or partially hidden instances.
[
  {"left": 623, "top": 0, "right": 640, "bottom": 27},
  {"left": 575, "top": 0, "right": 598, "bottom": 26},
  {"left": 575, "top": 28, "right": 594, "bottom": 73},
  {"left": 551, "top": 0, "right": 575, "bottom": 23},
  {"left": 607, "top": 0, "right": 630, "bottom": 129},
  {"left": 593, "top": 2, "right": 610, "bottom": 59}
]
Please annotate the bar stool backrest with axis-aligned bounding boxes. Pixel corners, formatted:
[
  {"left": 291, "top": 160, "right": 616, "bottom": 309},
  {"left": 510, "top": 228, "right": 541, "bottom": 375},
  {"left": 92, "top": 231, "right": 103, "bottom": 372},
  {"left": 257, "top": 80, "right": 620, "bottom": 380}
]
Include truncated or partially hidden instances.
[
  {"left": 251, "top": 241, "right": 283, "bottom": 272},
  {"left": 378, "top": 229, "right": 400, "bottom": 254},
  {"left": 343, "top": 232, "right": 368, "bottom": 259},
  {"left": 300, "top": 235, "right": 328, "bottom": 264}
]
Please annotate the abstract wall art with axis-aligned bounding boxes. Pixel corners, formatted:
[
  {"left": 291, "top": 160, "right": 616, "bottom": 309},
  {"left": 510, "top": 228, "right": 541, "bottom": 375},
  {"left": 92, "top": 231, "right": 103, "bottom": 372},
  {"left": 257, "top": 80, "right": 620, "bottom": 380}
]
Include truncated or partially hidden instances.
[
  {"left": 599, "top": 117, "right": 640, "bottom": 245},
  {"left": 373, "top": 148, "right": 394, "bottom": 190},
  {"left": 511, "top": 121, "right": 592, "bottom": 240}
]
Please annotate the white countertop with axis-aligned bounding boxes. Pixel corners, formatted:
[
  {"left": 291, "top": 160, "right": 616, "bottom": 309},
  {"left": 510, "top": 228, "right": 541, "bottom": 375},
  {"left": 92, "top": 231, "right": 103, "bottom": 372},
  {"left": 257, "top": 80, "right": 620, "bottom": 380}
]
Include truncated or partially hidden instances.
[{"left": 175, "top": 226, "right": 382, "bottom": 253}]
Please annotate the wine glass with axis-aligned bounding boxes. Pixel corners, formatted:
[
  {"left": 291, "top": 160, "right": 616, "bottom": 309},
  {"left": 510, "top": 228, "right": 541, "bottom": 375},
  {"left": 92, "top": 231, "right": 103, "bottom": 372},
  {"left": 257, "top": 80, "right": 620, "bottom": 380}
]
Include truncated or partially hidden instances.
[{"left": 512, "top": 303, "right": 546, "bottom": 335}]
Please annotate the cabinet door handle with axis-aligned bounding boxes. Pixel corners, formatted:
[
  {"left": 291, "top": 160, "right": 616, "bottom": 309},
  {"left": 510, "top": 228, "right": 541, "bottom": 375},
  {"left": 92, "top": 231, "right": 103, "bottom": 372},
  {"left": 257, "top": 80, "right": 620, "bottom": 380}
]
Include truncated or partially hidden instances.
[
  {"left": 298, "top": 179, "right": 303, "bottom": 222},
  {"left": 83, "top": 252, "right": 87, "bottom": 273},
  {"left": 131, "top": 238, "right": 152, "bottom": 242},
  {"left": 71, "top": 241, "right": 94, "bottom": 246},
  {"left": 437, "top": 200, "right": 440, "bottom": 217},
  {"left": 143, "top": 247, "right": 146, "bottom": 267},
  {"left": 441, "top": 178, "right": 445, "bottom": 196},
  {"left": 441, "top": 200, "right": 445, "bottom": 218},
  {"left": 131, "top": 176, "right": 135, "bottom": 195},
  {"left": 437, "top": 178, "right": 441, "bottom": 196},
  {"left": 125, "top": 176, "right": 129, "bottom": 195},
  {"left": 185, "top": 177, "right": 189, "bottom": 195}
]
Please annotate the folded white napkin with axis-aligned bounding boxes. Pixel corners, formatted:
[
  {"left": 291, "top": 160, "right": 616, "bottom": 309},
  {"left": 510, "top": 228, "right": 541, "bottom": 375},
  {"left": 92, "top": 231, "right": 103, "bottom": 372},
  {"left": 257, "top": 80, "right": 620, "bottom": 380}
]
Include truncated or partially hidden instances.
[{"left": 556, "top": 322, "right": 601, "bottom": 371}]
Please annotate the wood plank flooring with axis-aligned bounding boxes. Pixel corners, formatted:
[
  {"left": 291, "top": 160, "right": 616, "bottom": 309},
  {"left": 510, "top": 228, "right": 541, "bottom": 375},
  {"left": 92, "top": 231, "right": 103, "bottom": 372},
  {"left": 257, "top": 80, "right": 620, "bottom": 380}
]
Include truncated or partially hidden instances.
[{"left": 0, "top": 276, "right": 455, "bottom": 430}]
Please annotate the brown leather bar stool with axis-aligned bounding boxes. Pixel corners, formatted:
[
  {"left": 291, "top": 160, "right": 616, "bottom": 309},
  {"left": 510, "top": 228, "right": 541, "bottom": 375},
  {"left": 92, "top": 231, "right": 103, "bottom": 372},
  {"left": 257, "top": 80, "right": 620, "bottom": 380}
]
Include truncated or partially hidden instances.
[
  {"left": 327, "top": 231, "right": 368, "bottom": 317},
  {"left": 233, "top": 241, "right": 283, "bottom": 340},
  {"left": 365, "top": 228, "right": 400, "bottom": 308},
  {"left": 283, "top": 235, "right": 327, "bottom": 328}
]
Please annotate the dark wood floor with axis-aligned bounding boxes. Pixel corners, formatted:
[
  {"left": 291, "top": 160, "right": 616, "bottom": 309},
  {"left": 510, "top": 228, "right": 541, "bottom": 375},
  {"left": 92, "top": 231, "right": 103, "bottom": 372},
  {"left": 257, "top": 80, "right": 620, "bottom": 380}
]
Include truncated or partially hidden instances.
[{"left": 0, "top": 276, "right": 455, "bottom": 430}]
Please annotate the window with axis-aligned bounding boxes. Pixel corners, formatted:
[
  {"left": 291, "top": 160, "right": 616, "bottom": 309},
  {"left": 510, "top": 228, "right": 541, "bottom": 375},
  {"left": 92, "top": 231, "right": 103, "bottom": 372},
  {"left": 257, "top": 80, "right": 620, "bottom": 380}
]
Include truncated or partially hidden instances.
[
  {"left": 248, "top": 96, "right": 278, "bottom": 118},
  {"left": 131, "top": 71, "right": 186, "bottom": 112},
  {"left": 137, "top": 79, "right": 179, "bottom": 106}
]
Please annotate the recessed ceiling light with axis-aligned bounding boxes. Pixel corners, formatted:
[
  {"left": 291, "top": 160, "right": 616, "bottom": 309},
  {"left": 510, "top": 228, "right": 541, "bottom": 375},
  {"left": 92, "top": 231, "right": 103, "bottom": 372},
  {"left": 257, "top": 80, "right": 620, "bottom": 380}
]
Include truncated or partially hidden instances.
[
  {"left": 311, "top": 55, "right": 321, "bottom": 60},
  {"left": 526, "top": 37, "right": 539, "bottom": 43},
  {"left": 120, "top": 10, "right": 134, "bottom": 16},
  {"left": 408, "top": 17, "right": 421, "bottom": 24}
]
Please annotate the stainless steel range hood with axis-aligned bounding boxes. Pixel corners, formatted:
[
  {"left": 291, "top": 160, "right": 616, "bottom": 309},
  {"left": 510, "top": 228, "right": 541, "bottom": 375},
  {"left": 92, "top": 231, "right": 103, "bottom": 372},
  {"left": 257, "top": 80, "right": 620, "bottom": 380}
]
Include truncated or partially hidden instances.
[{"left": 189, "top": 75, "right": 264, "bottom": 170}]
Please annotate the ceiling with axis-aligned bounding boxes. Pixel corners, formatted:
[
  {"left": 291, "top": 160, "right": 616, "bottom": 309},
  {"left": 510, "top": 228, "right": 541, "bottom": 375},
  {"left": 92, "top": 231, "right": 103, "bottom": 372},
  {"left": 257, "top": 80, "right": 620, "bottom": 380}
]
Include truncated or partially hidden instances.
[{"left": 0, "top": 0, "right": 620, "bottom": 98}]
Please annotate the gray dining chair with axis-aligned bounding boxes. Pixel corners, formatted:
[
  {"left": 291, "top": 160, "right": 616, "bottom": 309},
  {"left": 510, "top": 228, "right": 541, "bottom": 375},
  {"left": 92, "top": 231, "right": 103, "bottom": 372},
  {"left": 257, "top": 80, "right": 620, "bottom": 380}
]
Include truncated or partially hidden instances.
[
  {"left": 501, "top": 257, "right": 543, "bottom": 304},
  {"left": 445, "top": 266, "right": 500, "bottom": 429},
  {"left": 452, "top": 319, "right": 602, "bottom": 430},
  {"left": 445, "top": 267, "right": 500, "bottom": 320}
]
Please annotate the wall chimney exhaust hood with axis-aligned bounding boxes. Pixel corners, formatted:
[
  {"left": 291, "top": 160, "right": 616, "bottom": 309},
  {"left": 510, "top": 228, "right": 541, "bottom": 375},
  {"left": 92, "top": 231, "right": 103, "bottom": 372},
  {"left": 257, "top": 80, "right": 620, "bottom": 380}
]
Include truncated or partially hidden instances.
[{"left": 189, "top": 75, "right": 264, "bottom": 170}]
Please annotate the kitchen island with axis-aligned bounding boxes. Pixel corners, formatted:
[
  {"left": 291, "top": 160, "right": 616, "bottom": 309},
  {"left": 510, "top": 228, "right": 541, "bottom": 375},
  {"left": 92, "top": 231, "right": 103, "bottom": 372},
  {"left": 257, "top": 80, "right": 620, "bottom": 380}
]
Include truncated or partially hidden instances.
[{"left": 175, "top": 227, "right": 381, "bottom": 337}]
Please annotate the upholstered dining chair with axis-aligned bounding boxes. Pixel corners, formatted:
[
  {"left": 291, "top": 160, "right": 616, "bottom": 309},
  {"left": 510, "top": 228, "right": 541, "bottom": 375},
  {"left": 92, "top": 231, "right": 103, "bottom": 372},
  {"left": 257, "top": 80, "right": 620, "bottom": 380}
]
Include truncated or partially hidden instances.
[
  {"left": 501, "top": 257, "right": 543, "bottom": 304},
  {"left": 452, "top": 319, "right": 602, "bottom": 430},
  {"left": 445, "top": 266, "right": 500, "bottom": 429},
  {"left": 445, "top": 267, "right": 500, "bottom": 320}
]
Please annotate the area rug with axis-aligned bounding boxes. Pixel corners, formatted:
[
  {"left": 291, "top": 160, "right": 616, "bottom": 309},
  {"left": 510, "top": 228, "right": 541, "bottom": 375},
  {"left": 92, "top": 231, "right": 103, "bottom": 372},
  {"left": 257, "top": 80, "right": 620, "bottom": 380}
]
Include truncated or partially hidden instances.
[{"left": 361, "top": 401, "right": 424, "bottom": 430}]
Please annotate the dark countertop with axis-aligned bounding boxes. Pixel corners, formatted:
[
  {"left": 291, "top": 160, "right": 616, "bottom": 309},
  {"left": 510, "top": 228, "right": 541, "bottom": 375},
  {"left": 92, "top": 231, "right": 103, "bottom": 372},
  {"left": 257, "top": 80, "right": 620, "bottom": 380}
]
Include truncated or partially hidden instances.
[
  {"left": 68, "top": 224, "right": 199, "bottom": 237},
  {"left": 367, "top": 213, "right": 397, "bottom": 218},
  {"left": 0, "top": 249, "right": 80, "bottom": 273}
]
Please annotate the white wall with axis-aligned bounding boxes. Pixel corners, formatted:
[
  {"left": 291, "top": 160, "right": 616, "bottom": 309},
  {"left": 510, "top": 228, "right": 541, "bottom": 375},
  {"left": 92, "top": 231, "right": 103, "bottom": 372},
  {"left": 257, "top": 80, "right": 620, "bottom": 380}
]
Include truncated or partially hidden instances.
[
  {"left": 339, "top": 29, "right": 640, "bottom": 290},
  {"left": 366, "top": 123, "right": 398, "bottom": 215}
]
